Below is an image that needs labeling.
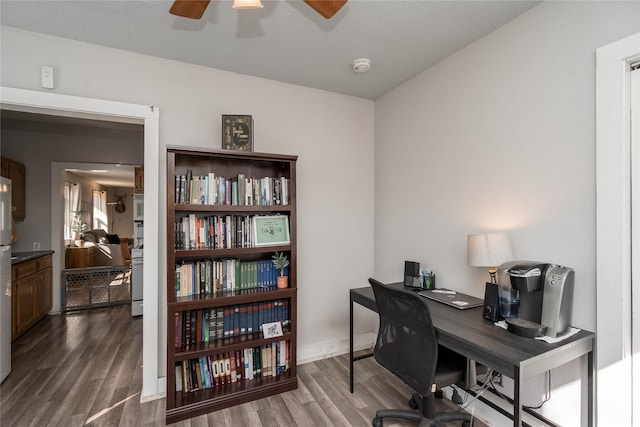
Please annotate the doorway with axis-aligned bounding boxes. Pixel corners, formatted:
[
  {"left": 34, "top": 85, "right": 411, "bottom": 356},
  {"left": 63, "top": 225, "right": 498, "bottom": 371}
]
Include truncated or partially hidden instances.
[
  {"left": 596, "top": 32, "right": 640, "bottom": 426},
  {"left": 0, "top": 86, "right": 162, "bottom": 401}
]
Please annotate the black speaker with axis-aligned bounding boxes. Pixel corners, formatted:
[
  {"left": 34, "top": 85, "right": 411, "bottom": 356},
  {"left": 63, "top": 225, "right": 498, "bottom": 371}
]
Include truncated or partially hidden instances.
[
  {"left": 483, "top": 282, "right": 502, "bottom": 322},
  {"left": 403, "top": 261, "right": 420, "bottom": 287}
]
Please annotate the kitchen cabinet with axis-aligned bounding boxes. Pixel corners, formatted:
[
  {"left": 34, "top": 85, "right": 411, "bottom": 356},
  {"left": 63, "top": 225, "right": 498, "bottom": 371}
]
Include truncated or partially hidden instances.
[
  {"left": 0, "top": 157, "right": 26, "bottom": 222},
  {"left": 11, "top": 253, "right": 53, "bottom": 341}
]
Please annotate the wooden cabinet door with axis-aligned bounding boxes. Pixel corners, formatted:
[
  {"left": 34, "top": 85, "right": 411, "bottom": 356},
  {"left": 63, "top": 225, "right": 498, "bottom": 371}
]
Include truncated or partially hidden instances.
[
  {"left": 14, "top": 276, "right": 36, "bottom": 337},
  {"left": 0, "top": 157, "right": 26, "bottom": 222},
  {"left": 0, "top": 157, "right": 9, "bottom": 178},
  {"left": 9, "top": 160, "right": 25, "bottom": 221},
  {"left": 36, "top": 267, "right": 53, "bottom": 318}
]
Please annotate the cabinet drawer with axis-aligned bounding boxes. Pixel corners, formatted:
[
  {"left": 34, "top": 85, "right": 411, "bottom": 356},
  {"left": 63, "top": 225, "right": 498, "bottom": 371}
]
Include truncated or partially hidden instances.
[
  {"left": 13, "top": 261, "right": 37, "bottom": 280},
  {"left": 37, "top": 256, "right": 52, "bottom": 271}
]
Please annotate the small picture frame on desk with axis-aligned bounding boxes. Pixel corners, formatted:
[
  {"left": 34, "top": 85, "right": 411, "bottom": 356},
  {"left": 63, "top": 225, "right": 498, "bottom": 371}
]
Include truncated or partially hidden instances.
[
  {"left": 253, "top": 215, "right": 290, "bottom": 247},
  {"left": 222, "top": 114, "right": 253, "bottom": 152}
]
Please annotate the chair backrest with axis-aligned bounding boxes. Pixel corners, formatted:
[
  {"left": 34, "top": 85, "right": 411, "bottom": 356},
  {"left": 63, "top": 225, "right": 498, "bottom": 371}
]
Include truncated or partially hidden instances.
[{"left": 369, "top": 278, "right": 438, "bottom": 395}]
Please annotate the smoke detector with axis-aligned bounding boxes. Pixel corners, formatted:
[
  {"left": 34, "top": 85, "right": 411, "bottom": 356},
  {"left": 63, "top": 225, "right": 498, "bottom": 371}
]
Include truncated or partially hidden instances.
[{"left": 352, "top": 58, "right": 371, "bottom": 73}]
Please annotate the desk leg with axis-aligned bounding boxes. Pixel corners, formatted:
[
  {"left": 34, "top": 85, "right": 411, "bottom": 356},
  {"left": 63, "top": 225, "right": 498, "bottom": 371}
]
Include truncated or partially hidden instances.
[
  {"left": 587, "top": 349, "right": 594, "bottom": 426},
  {"left": 350, "top": 294, "right": 354, "bottom": 393},
  {"left": 514, "top": 368, "right": 522, "bottom": 426}
]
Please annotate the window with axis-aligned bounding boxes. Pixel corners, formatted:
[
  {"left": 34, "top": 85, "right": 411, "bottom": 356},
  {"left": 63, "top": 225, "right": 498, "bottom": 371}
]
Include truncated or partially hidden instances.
[
  {"left": 64, "top": 181, "right": 80, "bottom": 240},
  {"left": 92, "top": 189, "right": 107, "bottom": 230}
]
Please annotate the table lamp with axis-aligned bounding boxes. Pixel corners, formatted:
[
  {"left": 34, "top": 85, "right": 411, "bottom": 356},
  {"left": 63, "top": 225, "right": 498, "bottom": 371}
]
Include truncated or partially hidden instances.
[{"left": 467, "top": 232, "right": 514, "bottom": 283}]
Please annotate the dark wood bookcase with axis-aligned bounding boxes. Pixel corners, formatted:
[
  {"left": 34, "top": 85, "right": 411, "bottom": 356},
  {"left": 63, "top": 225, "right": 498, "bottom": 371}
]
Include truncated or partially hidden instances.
[{"left": 166, "top": 147, "right": 298, "bottom": 423}]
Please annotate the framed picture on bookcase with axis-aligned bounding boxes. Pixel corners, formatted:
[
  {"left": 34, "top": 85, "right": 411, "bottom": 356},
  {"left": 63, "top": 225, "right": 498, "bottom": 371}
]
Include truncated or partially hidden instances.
[
  {"left": 262, "top": 321, "right": 284, "bottom": 338},
  {"left": 222, "top": 114, "right": 253, "bottom": 152},
  {"left": 253, "top": 215, "right": 290, "bottom": 247}
]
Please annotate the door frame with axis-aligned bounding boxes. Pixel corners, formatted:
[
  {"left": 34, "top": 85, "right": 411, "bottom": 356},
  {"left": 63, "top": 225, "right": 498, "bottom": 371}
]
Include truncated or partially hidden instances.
[
  {"left": 0, "top": 86, "right": 163, "bottom": 400},
  {"left": 595, "top": 32, "right": 640, "bottom": 426}
]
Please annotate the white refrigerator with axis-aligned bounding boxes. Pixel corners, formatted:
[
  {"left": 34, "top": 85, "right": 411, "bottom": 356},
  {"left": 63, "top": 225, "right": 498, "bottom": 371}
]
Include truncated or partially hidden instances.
[{"left": 0, "top": 177, "right": 12, "bottom": 382}]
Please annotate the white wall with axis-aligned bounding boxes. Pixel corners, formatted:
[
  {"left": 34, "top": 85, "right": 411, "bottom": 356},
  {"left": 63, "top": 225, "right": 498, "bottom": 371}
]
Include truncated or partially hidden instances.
[
  {"left": 0, "top": 26, "right": 375, "bottom": 380},
  {"left": 374, "top": 1, "right": 640, "bottom": 426},
  {"left": 106, "top": 186, "right": 135, "bottom": 238}
]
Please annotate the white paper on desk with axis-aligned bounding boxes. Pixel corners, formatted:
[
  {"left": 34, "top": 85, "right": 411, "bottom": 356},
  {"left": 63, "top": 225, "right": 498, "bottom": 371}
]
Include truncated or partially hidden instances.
[
  {"left": 535, "top": 327, "right": 581, "bottom": 343},
  {"left": 494, "top": 321, "right": 580, "bottom": 343},
  {"left": 494, "top": 320, "right": 508, "bottom": 329}
]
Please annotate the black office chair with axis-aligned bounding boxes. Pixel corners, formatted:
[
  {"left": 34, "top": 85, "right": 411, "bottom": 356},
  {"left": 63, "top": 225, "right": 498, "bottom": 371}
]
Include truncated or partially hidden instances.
[{"left": 369, "top": 278, "right": 472, "bottom": 427}]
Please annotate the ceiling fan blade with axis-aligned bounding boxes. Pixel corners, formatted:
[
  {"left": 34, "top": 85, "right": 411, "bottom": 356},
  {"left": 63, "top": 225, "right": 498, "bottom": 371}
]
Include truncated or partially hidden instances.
[
  {"left": 169, "top": 0, "right": 211, "bottom": 20},
  {"left": 304, "top": 0, "right": 347, "bottom": 19}
]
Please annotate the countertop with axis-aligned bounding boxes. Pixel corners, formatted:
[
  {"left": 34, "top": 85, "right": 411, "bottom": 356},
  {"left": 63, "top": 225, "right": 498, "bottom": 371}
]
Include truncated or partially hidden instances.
[{"left": 11, "top": 250, "right": 54, "bottom": 265}]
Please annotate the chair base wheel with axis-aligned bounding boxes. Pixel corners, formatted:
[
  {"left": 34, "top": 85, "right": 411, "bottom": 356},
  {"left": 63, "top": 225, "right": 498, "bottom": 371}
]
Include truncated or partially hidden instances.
[
  {"left": 408, "top": 396, "right": 418, "bottom": 410},
  {"left": 372, "top": 416, "right": 383, "bottom": 427}
]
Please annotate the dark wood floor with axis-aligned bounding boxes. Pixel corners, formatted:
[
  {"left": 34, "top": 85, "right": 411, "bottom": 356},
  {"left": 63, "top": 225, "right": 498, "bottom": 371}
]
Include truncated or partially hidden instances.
[{"left": 0, "top": 305, "right": 480, "bottom": 427}]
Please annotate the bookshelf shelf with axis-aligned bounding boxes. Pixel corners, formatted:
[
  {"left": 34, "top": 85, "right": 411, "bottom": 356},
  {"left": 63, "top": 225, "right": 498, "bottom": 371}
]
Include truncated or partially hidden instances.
[
  {"left": 175, "top": 245, "right": 291, "bottom": 258},
  {"left": 168, "top": 374, "right": 298, "bottom": 424},
  {"left": 175, "top": 204, "right": 292, "bottom": 213},
  {"left": 166, "top": 147, "right": 298, "bottom": 423},
  {"left": 170, "top": 287, "right": 296, "bottom": 310},
  {"left": 174, "top": 331, "right": 294, "bottom": 360}
]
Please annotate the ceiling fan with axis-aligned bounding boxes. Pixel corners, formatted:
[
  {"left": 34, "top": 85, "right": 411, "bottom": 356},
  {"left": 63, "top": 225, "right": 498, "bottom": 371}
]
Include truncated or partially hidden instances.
[{"left": 169, "top": 0, "right": 347, "bottom": 20}]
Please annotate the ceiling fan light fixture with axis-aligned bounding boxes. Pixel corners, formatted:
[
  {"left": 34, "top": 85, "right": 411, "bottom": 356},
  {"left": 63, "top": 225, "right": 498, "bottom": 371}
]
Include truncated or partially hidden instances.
[{"left": 232, "top": 0, "right": 264, "bottom": 9}]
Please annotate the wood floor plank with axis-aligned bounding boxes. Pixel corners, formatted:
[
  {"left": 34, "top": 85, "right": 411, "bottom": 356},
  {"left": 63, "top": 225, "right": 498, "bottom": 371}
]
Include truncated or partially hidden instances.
[
  {"left": 296, "top": 363, "right": 354, "bottom": 426},
  {"left": 1, "top": 304, "right": 485, "bottom": 427},
  {"left": 256, "top": 395, "right": 296, "bottom": 427},
  {"left": 203, "top": 407, "right": 227, "bottom": 426}
]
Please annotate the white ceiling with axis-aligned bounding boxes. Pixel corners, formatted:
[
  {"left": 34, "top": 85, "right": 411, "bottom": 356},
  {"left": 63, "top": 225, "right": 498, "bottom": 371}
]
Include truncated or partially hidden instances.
[
  {"left": 0, "top": 0, "right": 541, "bottom": 100},
  {"left": 66, "top": 166, "right": 136, "bottom": 188}
]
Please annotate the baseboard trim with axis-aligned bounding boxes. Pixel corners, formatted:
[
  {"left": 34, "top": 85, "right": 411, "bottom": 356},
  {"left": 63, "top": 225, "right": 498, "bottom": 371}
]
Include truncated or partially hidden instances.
[{"left": 297, "top": 332, "right": 376, "bottom": 364}]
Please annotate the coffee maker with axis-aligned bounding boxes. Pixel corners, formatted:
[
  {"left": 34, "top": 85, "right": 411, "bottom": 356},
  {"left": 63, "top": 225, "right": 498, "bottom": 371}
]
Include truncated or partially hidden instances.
[{"left": 497, "top": 261, "right": 575, "bottom": 338}]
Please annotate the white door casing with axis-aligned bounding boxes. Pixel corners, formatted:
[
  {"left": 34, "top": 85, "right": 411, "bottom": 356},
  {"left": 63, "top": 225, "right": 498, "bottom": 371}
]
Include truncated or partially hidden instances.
[
  {"left": 0, "top": 86, "right": 163, "bottom": 400},
  {"left": 596, "top": 33, "right": 640, "bottom": 426},
  {"left": 631, "top": 65, "right": 640, "bottom": 426}
]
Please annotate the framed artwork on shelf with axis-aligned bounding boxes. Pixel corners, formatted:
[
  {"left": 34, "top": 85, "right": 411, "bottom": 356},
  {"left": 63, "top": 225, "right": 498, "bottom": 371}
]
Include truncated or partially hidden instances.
[
  {"left": 222, "top": 114, "right": 253, "bottom": 152},
  {"left": 262, "top": 321, "right": 284, "bottom": 338},
  {"left": 253, "top": 215, "right": 290, "bottom": 247}
]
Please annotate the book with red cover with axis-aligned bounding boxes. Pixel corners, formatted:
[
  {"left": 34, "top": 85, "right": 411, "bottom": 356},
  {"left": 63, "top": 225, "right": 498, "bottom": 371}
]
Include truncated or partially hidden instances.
[
  {"left": 196, "top": 309, "right": 203, "bottom": 344},
  {"left": 175, "top": 312, "right": 182, "bottom": 349}
]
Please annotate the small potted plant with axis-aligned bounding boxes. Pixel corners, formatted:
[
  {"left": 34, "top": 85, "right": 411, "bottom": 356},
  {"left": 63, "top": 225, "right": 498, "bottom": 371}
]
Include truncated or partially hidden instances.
[
  {"left": 271, "top": 251, "right": 290, "bottom": 289},
  {"left": 71, "top": 208, "right": 89, "bottom": 246}
]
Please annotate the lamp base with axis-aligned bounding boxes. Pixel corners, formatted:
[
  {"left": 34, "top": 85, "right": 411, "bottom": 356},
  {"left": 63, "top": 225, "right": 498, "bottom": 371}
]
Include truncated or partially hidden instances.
[{"left": 488, "top": 268, "right": 497, "bottom": 284}]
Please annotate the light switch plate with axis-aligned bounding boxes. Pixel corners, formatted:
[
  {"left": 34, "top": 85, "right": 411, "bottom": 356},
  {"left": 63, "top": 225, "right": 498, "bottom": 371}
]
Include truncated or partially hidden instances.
[{"left": 41, "top": 66, "right": 54, "bottom": 89}]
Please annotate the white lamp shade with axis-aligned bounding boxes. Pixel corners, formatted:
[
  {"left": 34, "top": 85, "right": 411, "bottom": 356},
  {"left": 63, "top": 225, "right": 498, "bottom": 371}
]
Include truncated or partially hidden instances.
[
  {"left": 467, "top": 232, "right": 514, "bottom": 267},
  {"left": 232, "top": 0, "right": 264, "bottom": 9}
]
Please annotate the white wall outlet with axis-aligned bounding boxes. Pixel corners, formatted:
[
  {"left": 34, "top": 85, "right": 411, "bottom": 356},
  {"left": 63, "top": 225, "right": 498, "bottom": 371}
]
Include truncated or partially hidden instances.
[
  {"left": 33, "top": 242, "right": 40, "bottom": 251},
  {"left": 41, "top": 65, "right": 54, "bottom": 89}
]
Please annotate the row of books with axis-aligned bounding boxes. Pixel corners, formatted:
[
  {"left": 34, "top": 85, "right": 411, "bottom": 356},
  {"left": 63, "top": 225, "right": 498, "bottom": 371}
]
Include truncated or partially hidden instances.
[
  {"left": 175, "top": 341, "right": 290, "bottom": 393},
  {"left": 175, "top": 171, "right": 290, "bottom": 207},
  {"left": 175, "top": 214, "right": 289, "bottom": 250},
  {"left": 175, "top": 259, "right": 289, "bottom": 297},
  {"left": 175, "top": 300, "right": 290, "bottom": 348}
]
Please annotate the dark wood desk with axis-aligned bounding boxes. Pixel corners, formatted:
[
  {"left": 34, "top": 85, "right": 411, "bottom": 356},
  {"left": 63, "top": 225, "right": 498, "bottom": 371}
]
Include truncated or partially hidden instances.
[{"left": 349, "top": 283, "right": 595, "bottom": 427}]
